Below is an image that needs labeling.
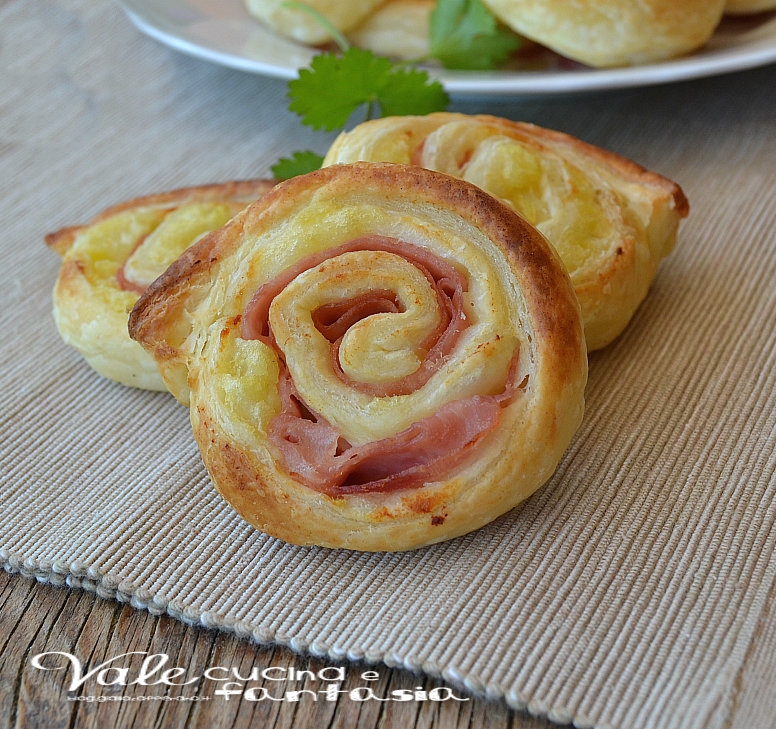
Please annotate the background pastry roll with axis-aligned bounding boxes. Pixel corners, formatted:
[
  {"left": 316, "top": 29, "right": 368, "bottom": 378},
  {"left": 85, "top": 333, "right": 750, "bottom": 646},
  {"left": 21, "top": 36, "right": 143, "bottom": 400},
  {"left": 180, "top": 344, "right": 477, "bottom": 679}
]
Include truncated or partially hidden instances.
[
  {"left": 244, "top": 0, "right": 386, "bottom": 45},
  {"left": 346, "top": 0, "right": 433, "bottom": 60},
  {"left": 480, "top": 0, "right": 727, "bottom": 67},
  {"left": 129, "top": 162, "right": 587, "bottom": 551},
  {"left": 323, "top": 113, "right": 689, "bottom": 351},
  {"left": 47, "top": 179, "right": 274, "bottom": 391}
]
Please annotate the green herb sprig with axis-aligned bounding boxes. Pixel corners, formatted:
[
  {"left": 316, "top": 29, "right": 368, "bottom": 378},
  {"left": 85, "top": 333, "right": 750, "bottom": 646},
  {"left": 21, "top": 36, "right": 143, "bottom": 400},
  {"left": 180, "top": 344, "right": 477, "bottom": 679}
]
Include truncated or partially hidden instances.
[
  {"left": 271, "top": 0, "right": 522, "bottom": 179},
  {"left": 430, "top": 0, "right": 521, "bottom": 70},
  {"left": 272, "top": 47, "right": 449, "bottom": 179}
]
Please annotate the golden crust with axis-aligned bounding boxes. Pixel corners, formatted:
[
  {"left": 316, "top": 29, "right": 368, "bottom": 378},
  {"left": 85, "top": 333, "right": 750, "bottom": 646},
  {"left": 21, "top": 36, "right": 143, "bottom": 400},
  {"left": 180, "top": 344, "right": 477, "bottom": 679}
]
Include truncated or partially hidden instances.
[
  {"left": 323, "top": 113, "right": 689, "bottom": 351},
  {"left": 481, "top": 0, "right": 726, "bottom": 67},
  {"left": 46, "top": 180, "right": 275, "bottom": 257},
  {"left": 129, "top": 162, "right": 587, "bottom": 551},
  {"left": 48, "top": 179, "right": 274, "bottom": 390}
]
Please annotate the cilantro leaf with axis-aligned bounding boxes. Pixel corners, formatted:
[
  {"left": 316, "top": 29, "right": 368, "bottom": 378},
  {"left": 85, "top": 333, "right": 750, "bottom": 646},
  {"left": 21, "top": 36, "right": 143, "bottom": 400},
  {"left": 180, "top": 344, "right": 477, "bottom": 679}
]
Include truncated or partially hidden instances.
[
  {"left": 375, "top": 64, "right": 450, "bottom": 117},
  {"left": 288, "top": 47, "right": 448, "bottom": 131},
  {"left": 271, "top": 150, "right": 325, "bottom": 180},
  {"left": 430, "top": 0, "right": 521, "bottom": 70},
  {"left": 288, "top": 50, "right": 390, "bottom": 131}
]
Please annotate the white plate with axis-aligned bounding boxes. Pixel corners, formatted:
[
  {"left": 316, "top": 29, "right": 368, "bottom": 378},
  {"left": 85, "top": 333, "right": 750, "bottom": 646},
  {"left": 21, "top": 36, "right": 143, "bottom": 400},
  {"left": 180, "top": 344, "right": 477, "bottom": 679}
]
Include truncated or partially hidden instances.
[{"left": 118, "top": 0, "right": 776, "bottom": 96}]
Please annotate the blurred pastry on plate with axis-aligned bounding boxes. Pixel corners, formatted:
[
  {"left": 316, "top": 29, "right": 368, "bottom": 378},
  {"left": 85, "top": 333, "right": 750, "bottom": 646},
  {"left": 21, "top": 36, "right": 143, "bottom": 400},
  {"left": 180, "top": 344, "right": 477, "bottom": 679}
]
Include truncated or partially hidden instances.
[
  {"left": 129, "top": 162, "right": 587, "bottom": 551},
  {"left": 47, "top": 179, "right": 274, "bottom": 390},
  {"left": 323, "top": 113, "right": 689, "bottom": 351},
  {"left": 244, "top": 0, "right": 386, "bottom": 45},
  {"left": 480, "top": 0, "right": 727, "bottom": 66},
  {"left": 347, "top": 0, "right": 433, "bottom": 60}
]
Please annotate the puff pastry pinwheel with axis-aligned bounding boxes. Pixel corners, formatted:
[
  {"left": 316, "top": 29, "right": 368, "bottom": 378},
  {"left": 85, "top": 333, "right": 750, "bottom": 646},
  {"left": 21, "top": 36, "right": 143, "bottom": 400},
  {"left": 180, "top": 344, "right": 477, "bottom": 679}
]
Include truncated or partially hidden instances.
[
  {"left": 244, "top": 0, "right": 385, "bottom": 44},
  {"left": 129, "top": 162, "right": 587, "bottom": 551},
  {"left": 347, "top": 0, "right": 433, "bottom": 60},
  {"left": 47, "top": 179, "right": 274, "bottom": 391},
  {"left": 481, "top": 0, "right": 726, "bottom": 67},
  {"left": 323, "top": 113, "right": 689, "bottom": 351}
]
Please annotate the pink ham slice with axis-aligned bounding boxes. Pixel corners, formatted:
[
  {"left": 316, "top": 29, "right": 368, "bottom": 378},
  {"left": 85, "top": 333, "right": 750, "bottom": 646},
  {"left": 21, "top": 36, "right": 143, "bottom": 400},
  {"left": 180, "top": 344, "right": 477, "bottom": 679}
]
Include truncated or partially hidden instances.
[
  {"left": 242, "top": 236, "right": 469, "bottom": 398},
  {"left": 242, "top": 236, "right": 520, "bottom": 495},
  {"left": 268, "top": 368, "right": 504, "bottom": 495}
]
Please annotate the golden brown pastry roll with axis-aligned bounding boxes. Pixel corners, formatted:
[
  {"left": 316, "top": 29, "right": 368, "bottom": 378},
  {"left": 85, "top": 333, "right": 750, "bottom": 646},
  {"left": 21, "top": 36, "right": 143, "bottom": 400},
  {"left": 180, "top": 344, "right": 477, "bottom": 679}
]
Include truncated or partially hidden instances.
[
  {"left": 244, "top": 0, "right": 386, "bottom": 45},
  {"left": 47, "top": 179, "right": 274, "bottom": 391},
  {"left": 323, "top": 113, "right": 689, "bottom": 351},
  {"left": 129, "top": 163, "right": 587, "bottom": 551},
  {"left": 480, "top": 0, "right": 727, "bottom": 67},
  {"left": 347, "top": 0, "right": 433, "bottom": 60}
]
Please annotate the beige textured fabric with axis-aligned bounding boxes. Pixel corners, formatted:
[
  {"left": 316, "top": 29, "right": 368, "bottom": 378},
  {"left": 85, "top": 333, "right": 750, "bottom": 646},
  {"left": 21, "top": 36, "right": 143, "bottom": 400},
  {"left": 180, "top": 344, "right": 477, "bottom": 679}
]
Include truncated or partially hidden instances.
[{"left": 2, "top": 2, "right": 775, "bottom": 728}]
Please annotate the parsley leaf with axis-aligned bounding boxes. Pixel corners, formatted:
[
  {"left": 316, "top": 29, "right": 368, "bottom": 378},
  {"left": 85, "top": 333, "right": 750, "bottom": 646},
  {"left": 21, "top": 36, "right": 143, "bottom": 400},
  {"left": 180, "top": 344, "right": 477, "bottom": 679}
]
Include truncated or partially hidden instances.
[
  {"left": 430, "top": 0, "right": 521, "bottom": 70},
  {"left": 376, "top": 64, "right": 451, "bottom": 117},
  {"left": 288, "top": 47, "right": 449, "bottom": 132},
  {"left": 271, "top": 150, "right": 325, "bottom": 179}
]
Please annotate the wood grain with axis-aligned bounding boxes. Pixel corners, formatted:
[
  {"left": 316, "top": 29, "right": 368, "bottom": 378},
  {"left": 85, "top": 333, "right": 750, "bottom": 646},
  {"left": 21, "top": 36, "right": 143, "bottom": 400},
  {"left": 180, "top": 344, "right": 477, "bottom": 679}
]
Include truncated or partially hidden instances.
[{"left": 0, "top": 572, "right": 563, "bottom": 729}]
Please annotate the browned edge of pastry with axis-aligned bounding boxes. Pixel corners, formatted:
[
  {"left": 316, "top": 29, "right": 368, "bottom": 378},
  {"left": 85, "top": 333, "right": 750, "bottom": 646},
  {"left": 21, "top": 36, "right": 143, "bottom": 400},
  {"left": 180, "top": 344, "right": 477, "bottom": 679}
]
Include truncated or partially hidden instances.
[
  {"left": 44, "top": 179, "right": 277, "bottom": 257},
  {"left": 129, "top": 162, "right": 585, "bottom": 392},
  {"left": 473, "top": 114, "right": 690, "bottom": 218}
]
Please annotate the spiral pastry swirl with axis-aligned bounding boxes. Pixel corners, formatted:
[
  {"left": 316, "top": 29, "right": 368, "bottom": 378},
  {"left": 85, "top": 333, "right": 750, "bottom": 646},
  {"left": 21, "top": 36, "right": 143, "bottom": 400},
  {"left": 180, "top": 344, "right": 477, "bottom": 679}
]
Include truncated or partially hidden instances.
[
  {"left": 130, "top": 163, "right": 587, "bottom": 551},
  {"left": 47, "top": 179, "right": 274, "bottom": 390},
  {"left": 323, "top": 113, "right": 689, "bottom": 351}
]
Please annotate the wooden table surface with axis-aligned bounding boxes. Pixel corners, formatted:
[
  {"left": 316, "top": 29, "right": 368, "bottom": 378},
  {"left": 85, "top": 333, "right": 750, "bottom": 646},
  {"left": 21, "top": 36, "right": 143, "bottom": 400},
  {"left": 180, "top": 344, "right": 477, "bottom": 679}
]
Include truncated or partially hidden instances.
[{"left": 0, "top": 571, "right": 562, "bottom": 729}]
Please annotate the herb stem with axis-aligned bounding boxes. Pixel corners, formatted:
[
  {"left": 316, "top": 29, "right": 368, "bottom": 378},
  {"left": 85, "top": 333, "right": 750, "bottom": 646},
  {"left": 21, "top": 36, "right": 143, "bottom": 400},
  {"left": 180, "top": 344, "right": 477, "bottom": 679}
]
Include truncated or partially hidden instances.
[{"left": 281, "top": 1, "right": 351, "bottom": 52}]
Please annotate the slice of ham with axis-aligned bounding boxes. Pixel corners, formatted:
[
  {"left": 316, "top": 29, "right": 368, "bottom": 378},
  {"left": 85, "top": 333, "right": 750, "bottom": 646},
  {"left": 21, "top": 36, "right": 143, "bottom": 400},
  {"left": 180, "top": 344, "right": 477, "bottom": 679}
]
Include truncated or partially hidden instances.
[
  {"left": 242, "top": 235, "right": 469, "bottom": 397},
  {"left": 269, "top": 369, "right": 511, "bottom": 496},
  {"left": 242, "top": 235, "right": 521, "bottom": 495},
  {"left": 312, "top": 290, "right": 401, "bottom": 342}
]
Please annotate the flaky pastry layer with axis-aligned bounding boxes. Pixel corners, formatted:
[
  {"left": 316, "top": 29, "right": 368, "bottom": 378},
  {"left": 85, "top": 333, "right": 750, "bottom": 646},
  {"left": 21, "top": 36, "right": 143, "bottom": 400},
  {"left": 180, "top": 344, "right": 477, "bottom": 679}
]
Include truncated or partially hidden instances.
[
  {"left": 47, "top": 179, "right": 274, "bottom": 390},
  {"left": 323, "top": 113, "right": 689, "bottom": 351},
  {"left": 129, "top": 162, "right": 587, "bottom": 551}
]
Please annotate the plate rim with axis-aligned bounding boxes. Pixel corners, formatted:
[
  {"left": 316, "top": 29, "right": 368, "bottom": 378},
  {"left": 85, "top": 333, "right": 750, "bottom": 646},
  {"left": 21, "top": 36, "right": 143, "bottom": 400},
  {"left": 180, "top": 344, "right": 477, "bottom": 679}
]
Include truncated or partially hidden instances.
[{"left": 118, "top": 0, "right": 776, "bottom": 97}]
